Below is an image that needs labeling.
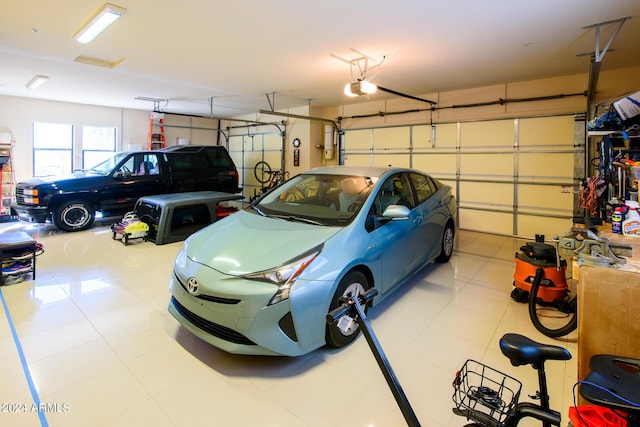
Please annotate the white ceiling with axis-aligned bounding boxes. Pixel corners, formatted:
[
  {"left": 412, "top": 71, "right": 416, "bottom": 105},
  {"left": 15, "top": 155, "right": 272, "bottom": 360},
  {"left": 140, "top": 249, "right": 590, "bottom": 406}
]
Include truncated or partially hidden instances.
[{"left": 1, "top": 0, "right": 639, "bottom": 118}]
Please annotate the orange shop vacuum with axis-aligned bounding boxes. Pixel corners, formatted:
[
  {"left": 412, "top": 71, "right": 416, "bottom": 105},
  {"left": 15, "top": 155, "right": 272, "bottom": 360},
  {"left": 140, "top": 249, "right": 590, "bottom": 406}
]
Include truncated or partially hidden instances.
[{"left": 511, "top": 234, "right": 568, "bottom": 303}]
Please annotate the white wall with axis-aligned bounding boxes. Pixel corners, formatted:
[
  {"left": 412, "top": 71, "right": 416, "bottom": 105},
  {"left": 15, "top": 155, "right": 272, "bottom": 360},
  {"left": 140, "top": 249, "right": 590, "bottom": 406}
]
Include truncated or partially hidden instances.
[{"left": 0, "top": 96, "right": 223, "bottom": 182}]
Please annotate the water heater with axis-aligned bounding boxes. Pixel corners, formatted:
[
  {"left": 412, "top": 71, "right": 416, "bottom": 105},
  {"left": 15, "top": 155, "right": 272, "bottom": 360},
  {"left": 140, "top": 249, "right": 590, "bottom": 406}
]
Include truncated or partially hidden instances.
[{"left": 323, "top": 125, "right": 334, "bottom": 160}]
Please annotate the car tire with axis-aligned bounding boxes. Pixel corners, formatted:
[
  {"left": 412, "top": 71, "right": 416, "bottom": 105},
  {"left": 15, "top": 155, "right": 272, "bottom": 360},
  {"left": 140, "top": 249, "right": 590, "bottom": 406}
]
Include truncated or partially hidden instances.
[
  {"left": 53, "top": 200, "right": 95, "bottom": 232},
  {"left": 326, "top": 270, "right": 370, "bottom": 348},
  {"left": 435, "top": 221, "right": 455, "bottom": 263}
]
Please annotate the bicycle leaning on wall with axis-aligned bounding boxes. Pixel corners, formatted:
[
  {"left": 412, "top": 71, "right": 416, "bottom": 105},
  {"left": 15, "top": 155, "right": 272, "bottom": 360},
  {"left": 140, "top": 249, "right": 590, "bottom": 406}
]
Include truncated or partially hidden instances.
[{"left": 250, "top": 161, "right": 290, "bottom": 202}]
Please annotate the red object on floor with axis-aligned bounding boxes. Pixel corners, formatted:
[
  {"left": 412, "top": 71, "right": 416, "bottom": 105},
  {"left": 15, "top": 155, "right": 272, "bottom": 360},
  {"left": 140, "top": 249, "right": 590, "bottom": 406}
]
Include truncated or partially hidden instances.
[{"left": 569, "top": 405, "right": 627, "bottom": 427}]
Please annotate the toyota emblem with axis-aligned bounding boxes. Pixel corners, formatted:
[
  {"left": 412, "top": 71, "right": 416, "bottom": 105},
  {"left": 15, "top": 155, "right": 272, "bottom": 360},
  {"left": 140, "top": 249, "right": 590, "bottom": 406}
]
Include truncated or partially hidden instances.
[{"left": 187, "top": 277, "right": 199, "bottom": 295}]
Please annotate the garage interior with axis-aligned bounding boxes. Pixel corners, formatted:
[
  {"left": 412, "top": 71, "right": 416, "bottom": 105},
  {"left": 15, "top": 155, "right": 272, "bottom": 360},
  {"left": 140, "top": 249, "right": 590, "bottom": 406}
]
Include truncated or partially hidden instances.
[{"left": 1, "top": 1, "right": 640, "bottom": 426}]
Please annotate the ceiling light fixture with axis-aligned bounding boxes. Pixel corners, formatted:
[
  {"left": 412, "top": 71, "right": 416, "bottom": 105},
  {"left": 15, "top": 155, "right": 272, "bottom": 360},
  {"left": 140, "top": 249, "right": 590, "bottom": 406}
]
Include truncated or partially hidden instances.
[
  {"left": 344, "top": 79, "right": 377, "bottom": 97},
  {"left": 74, "top": 3, "right": 126, "bottom": 44},
  {"left": 332, "top": 49, "right": 384, "bottom": 98},
  {"left": 74, "top": 55, "right": 127, "bottom": 69},
  {"left": 26, "top": 75, "right": 49, "bottom": 90}
]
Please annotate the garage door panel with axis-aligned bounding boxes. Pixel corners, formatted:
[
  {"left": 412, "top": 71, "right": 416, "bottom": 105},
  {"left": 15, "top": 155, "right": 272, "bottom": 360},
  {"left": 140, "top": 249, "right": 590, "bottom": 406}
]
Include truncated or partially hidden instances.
[
  {"left": 459, "top": 210, "right": 512, "bottom": 235},
  {"left": 518, "top": 152, "right": 573, "bottom": 180},
  {"left": 460, "top": 153, "right": 513, "bottom": 176},
  {"left": 228, "top": 135, "right": 244, "bottom": 151},
  {"left": 434, "top": 123, "right": 458, "bottom": 148},
  {"left": 460, "top": 181, "right": 512, "bottom": 206},
  {"left": 344, "top": 154, "right": 372, "bottom": 166},
  {"left": 413, "top": 153, "right": 457, "bottom": 176},
  {"left": 518, "top": 184, "right": 573, "bottom": 212},
  {"left": 373, "top": 154, "right": 410, "bottom": 168},
  {"left": 373, "top": 127, "right": 410, "bottom": 149},
  {"left": 519, "top": 116, "right": 574, "bottom": 147},
  {"left": 461, "top": 120, "right": 514, "bottom": 148},
  {"left": 259, "top": 153, "right": 282, "bottom": 169},
  {"left": 263, "top": 133, "right": 282, "bottom": 150},
  {"left": 344, "top": 129, "right": 372, "bottom": 150},
  {"left": 412, "top": 125, "right": 433, "bottom": 148}
]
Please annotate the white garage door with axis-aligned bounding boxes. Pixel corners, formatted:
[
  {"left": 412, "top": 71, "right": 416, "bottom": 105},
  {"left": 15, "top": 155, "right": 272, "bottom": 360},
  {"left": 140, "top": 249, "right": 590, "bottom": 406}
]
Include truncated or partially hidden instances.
[
  {"left": 228, "top": 132, "right": 283, "bottom": 201},
  {"left": 342, "top": 114, "right": 583, "bottom": 239}
]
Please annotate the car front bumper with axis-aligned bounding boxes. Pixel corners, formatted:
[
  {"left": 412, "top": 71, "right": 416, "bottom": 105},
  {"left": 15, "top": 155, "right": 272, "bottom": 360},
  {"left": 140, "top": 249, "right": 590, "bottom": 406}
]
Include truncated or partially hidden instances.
[
  {"left": 11, "top": 204, "right": 49, "bottom": 223},
  {"left": 168, "top": 268, "right": 327, "bottom": 356}
]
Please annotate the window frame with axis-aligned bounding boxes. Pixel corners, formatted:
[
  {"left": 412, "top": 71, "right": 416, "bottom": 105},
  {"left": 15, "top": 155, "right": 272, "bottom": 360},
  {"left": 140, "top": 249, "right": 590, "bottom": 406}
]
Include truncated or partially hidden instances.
[
  {"left": 32, "top": 122, "right": 118, "bottom": 177},
  {"left": 32, "top": 122, "right": 73, "bottom": 177}
]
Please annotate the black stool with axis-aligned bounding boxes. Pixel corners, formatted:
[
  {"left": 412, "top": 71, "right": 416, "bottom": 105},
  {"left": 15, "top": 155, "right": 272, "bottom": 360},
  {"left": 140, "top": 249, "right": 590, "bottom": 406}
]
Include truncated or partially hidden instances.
[{"left": 580, "top": 354, "right": 640, "bottom": 427}]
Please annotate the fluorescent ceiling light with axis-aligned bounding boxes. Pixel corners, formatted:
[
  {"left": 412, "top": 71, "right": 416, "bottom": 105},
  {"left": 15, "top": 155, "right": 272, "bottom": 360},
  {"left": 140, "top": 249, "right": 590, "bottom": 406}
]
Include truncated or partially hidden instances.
[
  {"left": 344, "top": 80, "right": 377, "bottom": 97},
  {"left": 26, "top": 75, "right": 49, "bottom": 90},
  {"left": 74, "top": 3, "right": 126, "bottom": 44}
]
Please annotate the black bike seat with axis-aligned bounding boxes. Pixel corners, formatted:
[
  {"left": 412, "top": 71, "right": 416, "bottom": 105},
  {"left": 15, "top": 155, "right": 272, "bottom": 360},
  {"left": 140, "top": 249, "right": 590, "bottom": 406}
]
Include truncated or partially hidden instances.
[
  {"left": 499, "top": 333, "right": 571, "bottom": 367},
  {"left": 581, "top": 354, "right": 640, "bottom": 414}
]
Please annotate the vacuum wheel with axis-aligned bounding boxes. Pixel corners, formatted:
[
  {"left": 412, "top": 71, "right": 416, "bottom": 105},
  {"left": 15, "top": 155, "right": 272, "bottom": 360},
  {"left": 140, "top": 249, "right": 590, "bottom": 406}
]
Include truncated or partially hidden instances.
[{"left": 510, "top": 285, "right": 529, "bottom": 303}]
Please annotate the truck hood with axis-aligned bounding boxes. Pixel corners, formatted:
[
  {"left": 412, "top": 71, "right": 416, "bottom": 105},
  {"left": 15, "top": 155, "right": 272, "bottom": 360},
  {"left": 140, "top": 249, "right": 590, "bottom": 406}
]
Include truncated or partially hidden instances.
[
  {"left": 18, "top": 171, "right": 104, "bottom": 187},
  {"left": 185, "top": 210, "right": 340, "bottom": 275}
]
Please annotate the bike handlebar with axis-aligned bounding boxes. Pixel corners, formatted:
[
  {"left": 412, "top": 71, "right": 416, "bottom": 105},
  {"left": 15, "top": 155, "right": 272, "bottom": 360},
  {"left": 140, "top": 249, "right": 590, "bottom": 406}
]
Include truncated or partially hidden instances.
[{"left": 326, "top": 287, "right": 379, "bottom": 325}]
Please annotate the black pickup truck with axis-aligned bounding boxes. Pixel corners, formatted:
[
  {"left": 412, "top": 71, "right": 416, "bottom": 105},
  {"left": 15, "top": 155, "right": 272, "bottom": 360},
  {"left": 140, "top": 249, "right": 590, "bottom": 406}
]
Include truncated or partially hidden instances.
[{"left": 11, "top": 145, "right": 241, "bottom": 232}]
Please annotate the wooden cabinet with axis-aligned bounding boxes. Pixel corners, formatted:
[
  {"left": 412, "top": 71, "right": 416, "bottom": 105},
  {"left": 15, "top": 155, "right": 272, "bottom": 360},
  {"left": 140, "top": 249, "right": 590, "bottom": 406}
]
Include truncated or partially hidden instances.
[{"left": 577, "top": 265, "right": 640, "bottom": 382}]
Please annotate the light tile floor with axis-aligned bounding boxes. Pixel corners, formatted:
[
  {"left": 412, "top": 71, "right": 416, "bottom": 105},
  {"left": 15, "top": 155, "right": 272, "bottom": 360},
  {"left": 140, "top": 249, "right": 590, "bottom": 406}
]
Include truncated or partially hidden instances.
[{"left": 0, "top": 221, "right": 578, "bottom": 427}]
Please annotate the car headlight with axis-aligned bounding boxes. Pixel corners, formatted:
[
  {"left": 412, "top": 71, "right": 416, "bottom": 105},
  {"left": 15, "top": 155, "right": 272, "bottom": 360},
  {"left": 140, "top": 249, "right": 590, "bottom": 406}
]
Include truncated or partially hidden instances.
[{"left": 244, "top": 245, "right": 322, "bottom": 306}]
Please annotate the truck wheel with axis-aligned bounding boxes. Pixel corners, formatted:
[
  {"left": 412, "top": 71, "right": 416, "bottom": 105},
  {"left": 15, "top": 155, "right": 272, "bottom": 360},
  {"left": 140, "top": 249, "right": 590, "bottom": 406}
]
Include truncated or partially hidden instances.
[{"left": 53, "top": 200, "right": 95, "bottom": 232}]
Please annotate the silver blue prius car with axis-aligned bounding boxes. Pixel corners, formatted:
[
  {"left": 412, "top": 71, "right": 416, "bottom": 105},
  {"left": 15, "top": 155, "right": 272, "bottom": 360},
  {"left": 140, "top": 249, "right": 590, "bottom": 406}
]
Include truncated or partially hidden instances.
[{"left": 168, "top": 165, "right": 457, "bottom": 356}]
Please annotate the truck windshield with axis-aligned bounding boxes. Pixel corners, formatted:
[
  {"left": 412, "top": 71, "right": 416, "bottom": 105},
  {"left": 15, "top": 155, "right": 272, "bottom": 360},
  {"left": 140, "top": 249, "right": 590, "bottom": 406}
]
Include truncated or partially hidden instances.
[{"left": 87, "top": 153, "right": 130, "bottom": 175}]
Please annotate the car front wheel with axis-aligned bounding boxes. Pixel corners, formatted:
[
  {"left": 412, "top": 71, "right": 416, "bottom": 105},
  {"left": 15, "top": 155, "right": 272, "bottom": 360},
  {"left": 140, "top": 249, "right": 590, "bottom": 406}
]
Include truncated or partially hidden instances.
[
  {"left": 326, "top": 270, "right": 370, "bottom": 348},
  {"left": 435, "top": 221, "right": 455, "bottom": 263},
  {"left": 53, "top": 200, "right": 95, "bottom": 232}
]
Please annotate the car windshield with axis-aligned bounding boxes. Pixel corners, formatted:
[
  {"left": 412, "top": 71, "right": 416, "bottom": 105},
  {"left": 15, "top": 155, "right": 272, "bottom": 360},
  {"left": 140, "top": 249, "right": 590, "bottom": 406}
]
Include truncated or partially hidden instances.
[
  {"left": 86, "top": 153, "right": 130, "bottom": 175},
  {"left": 252, "top": 173, "right": 376, "bottom": 226}
]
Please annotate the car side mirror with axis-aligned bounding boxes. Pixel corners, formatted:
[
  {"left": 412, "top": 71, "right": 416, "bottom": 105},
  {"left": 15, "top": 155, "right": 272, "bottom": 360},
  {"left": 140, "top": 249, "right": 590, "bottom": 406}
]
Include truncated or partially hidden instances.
[{"left": 382, "top": 205, "right": 410, "bottom": 220}]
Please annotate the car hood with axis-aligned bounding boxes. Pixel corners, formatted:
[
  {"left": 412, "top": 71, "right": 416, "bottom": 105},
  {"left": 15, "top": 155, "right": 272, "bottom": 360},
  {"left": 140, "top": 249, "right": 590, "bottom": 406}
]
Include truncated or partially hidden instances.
[{"left": 185, "top": 210, "right": 340, "bottom": 275}]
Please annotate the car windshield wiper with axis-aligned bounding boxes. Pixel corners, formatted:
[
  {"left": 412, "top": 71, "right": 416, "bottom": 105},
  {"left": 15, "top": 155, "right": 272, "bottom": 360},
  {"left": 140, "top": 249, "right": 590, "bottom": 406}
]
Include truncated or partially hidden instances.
[
  {"left": 270, "top": 214, "right": 326, "bottom": 226},
  {"left": 251, "top": 205, "right": 268, "bottom": 217}
]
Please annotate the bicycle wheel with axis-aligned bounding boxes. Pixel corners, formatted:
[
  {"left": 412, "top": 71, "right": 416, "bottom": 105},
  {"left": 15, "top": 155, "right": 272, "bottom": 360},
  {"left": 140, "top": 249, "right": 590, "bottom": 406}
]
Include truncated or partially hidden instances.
[
  {"left": 254, "top": 161, "right": 272, "bottom": 184},
  {"left": 528, "top": 267, "right": 577, "bottom": 338}
]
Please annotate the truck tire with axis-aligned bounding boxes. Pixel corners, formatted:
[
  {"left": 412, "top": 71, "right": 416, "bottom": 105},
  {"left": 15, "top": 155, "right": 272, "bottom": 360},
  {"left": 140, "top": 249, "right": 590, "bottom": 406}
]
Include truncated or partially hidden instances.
[{"left": 53, "top": 200, "right": 95, "bottom": 232}]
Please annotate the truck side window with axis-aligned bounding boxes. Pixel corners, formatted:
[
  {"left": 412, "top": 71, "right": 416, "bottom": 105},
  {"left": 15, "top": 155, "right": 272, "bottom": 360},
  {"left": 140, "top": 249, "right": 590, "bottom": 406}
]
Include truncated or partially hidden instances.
[{"left": 135, "top": 154, "right": 160, "bottom": 175}]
